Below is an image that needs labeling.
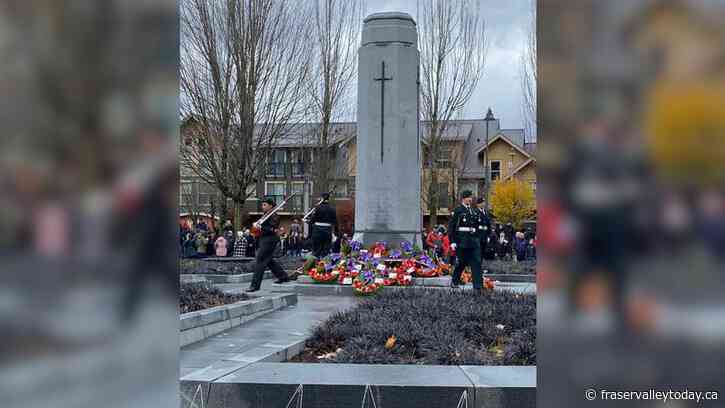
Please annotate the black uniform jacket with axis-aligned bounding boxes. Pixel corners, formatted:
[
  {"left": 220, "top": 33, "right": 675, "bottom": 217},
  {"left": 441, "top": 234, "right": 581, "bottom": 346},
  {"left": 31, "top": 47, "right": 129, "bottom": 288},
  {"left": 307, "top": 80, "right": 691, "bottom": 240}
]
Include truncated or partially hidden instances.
[
  {"left": 309, "top": 202, "right": 339, "bottom": 235},
  {"left": 259, "top": 213, "right": 281, "bottom": 239},
  {"left": 448, "top": 204, "right": 482, "bottom": 249}
]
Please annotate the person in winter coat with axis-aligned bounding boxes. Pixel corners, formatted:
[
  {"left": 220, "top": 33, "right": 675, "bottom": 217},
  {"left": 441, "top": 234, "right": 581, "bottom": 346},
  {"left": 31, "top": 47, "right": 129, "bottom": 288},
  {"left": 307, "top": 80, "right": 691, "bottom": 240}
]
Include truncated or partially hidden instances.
[
  {"left": 233, "top": 231, "right": 247, "bottom": 257},
  {"left": 223, "top": 230, "right": 235, "bottom": 257},
  {"left": 214, "top": 234, "right": 228, "bottom": 257},
  {"left": 426, "top": 227, "right": 446, "bottom": 259},
  {"left": 206, "top": 231, "right": 216, "bottom": 256},
  {"left": 513, "top": 231, "right": 528, "bottom": 262},
  {"left": 289, "top": 219, "right": 302, "bottom": 257},
  {"left": 484, "top": 230, "right": 497, "bottom": 260},
  {"left": 245, "top": 230, "right": 256, "bottom": 257},
  {"left": 183, "top": 231, "right": 195, "bottom": 258},
  {"left": 194, "top": 232, "right": 208, "bottom": 258},
  {"left": 497, "top": 231, "right": 510, "bottom": 260}
]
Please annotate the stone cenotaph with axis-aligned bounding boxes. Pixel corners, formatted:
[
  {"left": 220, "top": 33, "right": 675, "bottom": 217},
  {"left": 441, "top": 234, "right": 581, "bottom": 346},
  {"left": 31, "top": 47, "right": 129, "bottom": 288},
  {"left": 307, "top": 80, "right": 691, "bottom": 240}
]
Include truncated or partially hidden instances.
[{"left": 353, "top": 12, "right": 422, "bottom": 247}]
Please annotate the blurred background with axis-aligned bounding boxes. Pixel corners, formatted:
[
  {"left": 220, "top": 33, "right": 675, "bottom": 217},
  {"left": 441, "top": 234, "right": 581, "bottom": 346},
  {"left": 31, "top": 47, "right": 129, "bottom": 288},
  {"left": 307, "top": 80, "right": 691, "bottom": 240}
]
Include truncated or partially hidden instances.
[
  {"left": 538, "top": 0, "right": 725, "bottom": 406},
  {"left": 0, "top": 1, "right": 179, "bottom": 407}
]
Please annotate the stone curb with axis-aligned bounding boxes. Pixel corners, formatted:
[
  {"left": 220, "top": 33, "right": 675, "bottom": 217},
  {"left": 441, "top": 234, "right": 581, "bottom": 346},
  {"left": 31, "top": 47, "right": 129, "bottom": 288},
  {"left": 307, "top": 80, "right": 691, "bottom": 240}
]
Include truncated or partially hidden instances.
[
  {"left": 200, "top": 256, "right": 255, "bottom": 262},
  {"left": 484, "top": 274, "right": 536, "bottom": 283},
  {"left": 180, "top": 271, "right": 274, "bottom": 284},
  {"left": 181, "top": 363, "right": 536, "bottom": 408},
  {"left": 180, "top": 293, "right": 298, "bottom": 347},
  {"left": 270, "top": 282, "right": 534, "bottom": 297},
  {"left": 295, "top": 274, "right": 535, "bottom": 286}
]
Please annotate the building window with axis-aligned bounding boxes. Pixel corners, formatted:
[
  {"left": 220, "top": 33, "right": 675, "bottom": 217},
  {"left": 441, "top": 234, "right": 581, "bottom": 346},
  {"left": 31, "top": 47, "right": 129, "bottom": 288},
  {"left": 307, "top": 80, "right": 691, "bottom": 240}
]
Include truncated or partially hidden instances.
[
  {"left": 290, "top": 182, "right": 307, "bottom": 213},
  {"left": 264, "top": 182, "right": 286, "bottom": 206},
  {"left": 438, "top": 146, "right": 452, "bottom": 162},
  {"left": 332, "top": 181, "right": 348, "bottom": 198},
  {"left": 267, "top": 149, "right": 287, "bottom": 177},
  {"left": 530, "top": 181, "right": 537, "bottom": 192},
  {"left": 180, "top": 182, "right": 194, "bottom": 208},
  {"left": 437, "top": 182, "right": 450, "bottom": 209},
  {"left": 490, "top": 160, "right": 501, "bottom": 180},
  {"left": 198, "top": 183, "right": 218, "bottom": 205},
  {"left": 290, "top": 149, "right": 305, "bottom": 176}
]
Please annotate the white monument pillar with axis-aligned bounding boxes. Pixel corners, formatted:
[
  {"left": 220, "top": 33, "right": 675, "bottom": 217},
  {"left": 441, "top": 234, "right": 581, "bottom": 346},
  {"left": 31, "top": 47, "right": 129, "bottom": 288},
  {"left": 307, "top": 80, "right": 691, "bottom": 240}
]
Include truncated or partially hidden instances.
[{"left": 353, "top": 12, "right": 422, "bottom": 247}]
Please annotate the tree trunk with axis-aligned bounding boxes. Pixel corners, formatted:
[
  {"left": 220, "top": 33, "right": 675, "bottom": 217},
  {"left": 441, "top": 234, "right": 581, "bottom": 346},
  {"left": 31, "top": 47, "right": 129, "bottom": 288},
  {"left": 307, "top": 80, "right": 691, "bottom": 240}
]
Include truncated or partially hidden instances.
[
  {"left": 233, "top": 200, "right": 241, "bottom": 232},
  {"left": 429, "top": 165, "right": 439, "bottom": 228}
]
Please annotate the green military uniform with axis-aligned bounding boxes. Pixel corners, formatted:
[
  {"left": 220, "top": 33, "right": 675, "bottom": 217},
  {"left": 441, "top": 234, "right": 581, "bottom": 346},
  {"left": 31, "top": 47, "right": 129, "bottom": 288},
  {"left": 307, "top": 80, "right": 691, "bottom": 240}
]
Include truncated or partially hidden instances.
[{"left": 448, "top": 203, "right": 484, "bottom": 289}]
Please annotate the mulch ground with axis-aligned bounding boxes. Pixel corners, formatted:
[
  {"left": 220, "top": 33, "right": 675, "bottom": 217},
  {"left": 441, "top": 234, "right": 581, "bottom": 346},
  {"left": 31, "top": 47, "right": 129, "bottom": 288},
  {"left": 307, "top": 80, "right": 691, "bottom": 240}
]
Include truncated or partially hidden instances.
[{"left": 289, "top": 288, "right": 535, "bottom": 365}]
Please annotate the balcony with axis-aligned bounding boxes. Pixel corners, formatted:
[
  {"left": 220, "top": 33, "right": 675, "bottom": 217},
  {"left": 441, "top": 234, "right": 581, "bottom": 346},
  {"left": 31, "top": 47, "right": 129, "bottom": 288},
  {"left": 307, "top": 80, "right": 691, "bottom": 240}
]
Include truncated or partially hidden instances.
[
  {"left": 266, "top": 162, "right": 286, "bottom": 177},
  {"left": 256, "top": 194, "right": 305, "bottom": 214},
  {"left": 266, "top": 162, "right": 307, "bottom": 178}
]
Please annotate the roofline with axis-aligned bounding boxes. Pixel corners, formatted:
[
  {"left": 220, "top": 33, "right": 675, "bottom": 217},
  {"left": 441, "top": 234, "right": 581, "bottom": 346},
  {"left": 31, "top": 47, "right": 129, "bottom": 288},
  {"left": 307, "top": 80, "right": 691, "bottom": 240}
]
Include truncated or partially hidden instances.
[
  {"left": 474, "top": 133, "right": 533, "bottom": 158},
  {"left": 503, "top": 158, "right": 536, "bottom": 180}
]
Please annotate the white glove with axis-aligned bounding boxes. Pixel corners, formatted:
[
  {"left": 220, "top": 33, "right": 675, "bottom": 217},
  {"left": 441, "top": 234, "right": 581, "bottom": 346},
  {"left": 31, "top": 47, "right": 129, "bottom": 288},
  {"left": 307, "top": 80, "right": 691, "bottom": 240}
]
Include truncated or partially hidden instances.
[
  {"left": 253, "top": 222, "right": 261, "bottom": 229},
  {"left": 450, "top": 243, "right": 457, "bottom": 250}
]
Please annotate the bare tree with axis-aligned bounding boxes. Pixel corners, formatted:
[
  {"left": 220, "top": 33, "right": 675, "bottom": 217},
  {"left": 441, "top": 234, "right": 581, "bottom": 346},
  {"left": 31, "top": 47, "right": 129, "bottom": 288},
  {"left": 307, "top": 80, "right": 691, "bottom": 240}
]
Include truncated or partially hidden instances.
[
  {"left": 180, "top": 0, "right": 312, "bottom": 230},
  {"left": 520, "top": 0, "right": 536, "bottom": 141},
  {"left": 305, "top": 0, "right": 364, "bottom": 197},
  {"left": 419, "top": 0, "right": 486, "bottom": 227}
]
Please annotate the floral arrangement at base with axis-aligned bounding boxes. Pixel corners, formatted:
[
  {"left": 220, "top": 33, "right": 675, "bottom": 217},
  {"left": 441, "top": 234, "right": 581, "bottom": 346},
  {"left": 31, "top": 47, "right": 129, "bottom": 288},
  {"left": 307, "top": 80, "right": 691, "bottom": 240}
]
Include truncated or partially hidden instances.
[
  {"left": 436, "top": 263, "right": 451, "bottom": 276},
  {"left": 307, "top": 259, "right": 340, "bottom": 284},
  {"left": 484, "top": 277, "right": 496, "bottom": 290},
  {"left": 384, "top": 264, "right": 413, "bottom": 286},
  {"left": 307, "top": 240, "right": 450, "bottom": 294},
  {"left": 352, "top": 269, "right": 383, "bottom": 296},
  {"left": 461, "top": 268, "right": 472, "bottom": 284}
]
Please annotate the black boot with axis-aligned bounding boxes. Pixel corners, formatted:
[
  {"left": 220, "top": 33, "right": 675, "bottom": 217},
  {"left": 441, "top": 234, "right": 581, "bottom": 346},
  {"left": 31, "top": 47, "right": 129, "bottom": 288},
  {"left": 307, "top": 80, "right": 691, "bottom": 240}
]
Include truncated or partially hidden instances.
[
  {"left": 274, "top": 276, "right": 290, "bottom": 284},
  {"left": 245, "top": 286, "right": 260, "bottom": 293}
]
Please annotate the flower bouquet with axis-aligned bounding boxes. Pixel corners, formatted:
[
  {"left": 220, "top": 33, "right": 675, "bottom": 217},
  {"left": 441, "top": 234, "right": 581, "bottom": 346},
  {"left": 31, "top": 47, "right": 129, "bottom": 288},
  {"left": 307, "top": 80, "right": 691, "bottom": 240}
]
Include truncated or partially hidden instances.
[
  {"left": 385, "top": 265, "right": 413, "bottom": 286},
  {"left": 352, "top": 268, "right": 383, "bottom": 296},
  {"left": 371, "top": 241, "right": 388, "bottom": 259},
  {"left": 308, "top": 259, "right": 339, "bottom": 284},
  {"left": 461, "top": 267, "right": 472, "bottom": 284},
  {"left": 413, "top": 254, "right": 439, "bottom": 278}
]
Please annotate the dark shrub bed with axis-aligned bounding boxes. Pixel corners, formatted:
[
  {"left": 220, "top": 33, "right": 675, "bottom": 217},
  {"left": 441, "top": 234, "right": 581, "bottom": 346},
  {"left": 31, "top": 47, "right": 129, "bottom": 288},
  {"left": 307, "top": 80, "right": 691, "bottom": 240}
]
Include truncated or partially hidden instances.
[
  {"left": 292, "top": 288, "right": 535, "bottom": 365},
  {"left": 179, "top": 282, "right": 249, "bottom": 313},
  {"left": 484, "top": 260, "right": 536, "bottom": 275}
]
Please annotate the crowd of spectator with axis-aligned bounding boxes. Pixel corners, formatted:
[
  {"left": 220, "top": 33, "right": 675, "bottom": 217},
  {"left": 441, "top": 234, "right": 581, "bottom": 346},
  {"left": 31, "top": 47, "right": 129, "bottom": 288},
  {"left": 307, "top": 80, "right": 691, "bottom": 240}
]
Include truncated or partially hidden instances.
[
  {"left": 424, "top": 223, "right": 536, "bottom": 265},
  {"left": 180, "top": 217, "right": 320, "bottom": 259}
]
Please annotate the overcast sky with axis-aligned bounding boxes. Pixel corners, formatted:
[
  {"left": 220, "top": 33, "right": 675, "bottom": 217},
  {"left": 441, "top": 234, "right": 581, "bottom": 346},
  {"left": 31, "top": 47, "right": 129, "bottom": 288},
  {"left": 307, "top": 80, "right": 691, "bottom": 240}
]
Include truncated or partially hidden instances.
[{"left": 364, "top": 0, "right": 535, "bottom": 131}]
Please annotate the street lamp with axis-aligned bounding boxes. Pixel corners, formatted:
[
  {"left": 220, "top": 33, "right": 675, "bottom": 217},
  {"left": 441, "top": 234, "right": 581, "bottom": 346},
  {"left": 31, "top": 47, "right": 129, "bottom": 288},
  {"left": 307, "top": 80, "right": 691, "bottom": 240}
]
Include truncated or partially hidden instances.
[{"left": 483, "top": 107, "right": 496, "bottom": 212}]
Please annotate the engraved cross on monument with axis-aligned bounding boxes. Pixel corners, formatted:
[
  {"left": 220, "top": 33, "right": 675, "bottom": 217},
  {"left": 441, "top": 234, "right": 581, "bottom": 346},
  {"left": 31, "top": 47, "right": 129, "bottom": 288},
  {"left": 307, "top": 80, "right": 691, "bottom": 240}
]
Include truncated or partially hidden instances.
[{"left": 374, "top": 61, "right": 392, "bottom": 163}]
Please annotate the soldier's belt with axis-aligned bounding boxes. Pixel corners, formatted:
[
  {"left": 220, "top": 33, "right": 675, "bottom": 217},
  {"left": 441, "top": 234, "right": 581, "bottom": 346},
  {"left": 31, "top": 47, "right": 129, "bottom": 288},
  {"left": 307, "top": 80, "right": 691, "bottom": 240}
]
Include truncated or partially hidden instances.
[
  {"left": 458, "top": 227, "right": 476, "bottom": 232},
  {"left": 314, "top": 222, "right": 332, "bottom": 227}
]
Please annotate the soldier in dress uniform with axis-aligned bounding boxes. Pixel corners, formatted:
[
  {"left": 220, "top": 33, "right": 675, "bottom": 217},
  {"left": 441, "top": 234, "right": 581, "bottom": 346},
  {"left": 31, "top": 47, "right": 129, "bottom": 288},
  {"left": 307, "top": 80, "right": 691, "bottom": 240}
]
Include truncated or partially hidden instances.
[
  {"left": 475, "top": 197, "right": 492, "bottom": 267},
  {"left": 307, "top": 192, "right": 339, "bottom": 258},
  {"left": 448, "top": 190, "right": 484, "bottom": 291},
  {"left": 246, "top": 197, "right": 290, "bottom": 293}
]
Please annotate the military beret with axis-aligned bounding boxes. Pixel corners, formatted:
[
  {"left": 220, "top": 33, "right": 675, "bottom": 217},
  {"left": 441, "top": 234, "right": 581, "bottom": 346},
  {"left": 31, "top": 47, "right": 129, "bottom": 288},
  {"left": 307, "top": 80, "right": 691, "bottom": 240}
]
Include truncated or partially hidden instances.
[
  {"left": 461, "top": 190, "right": 473, "bottom": 199},
  {"left": 262, "top": 197, "right": 276, "bottom": 206}
]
